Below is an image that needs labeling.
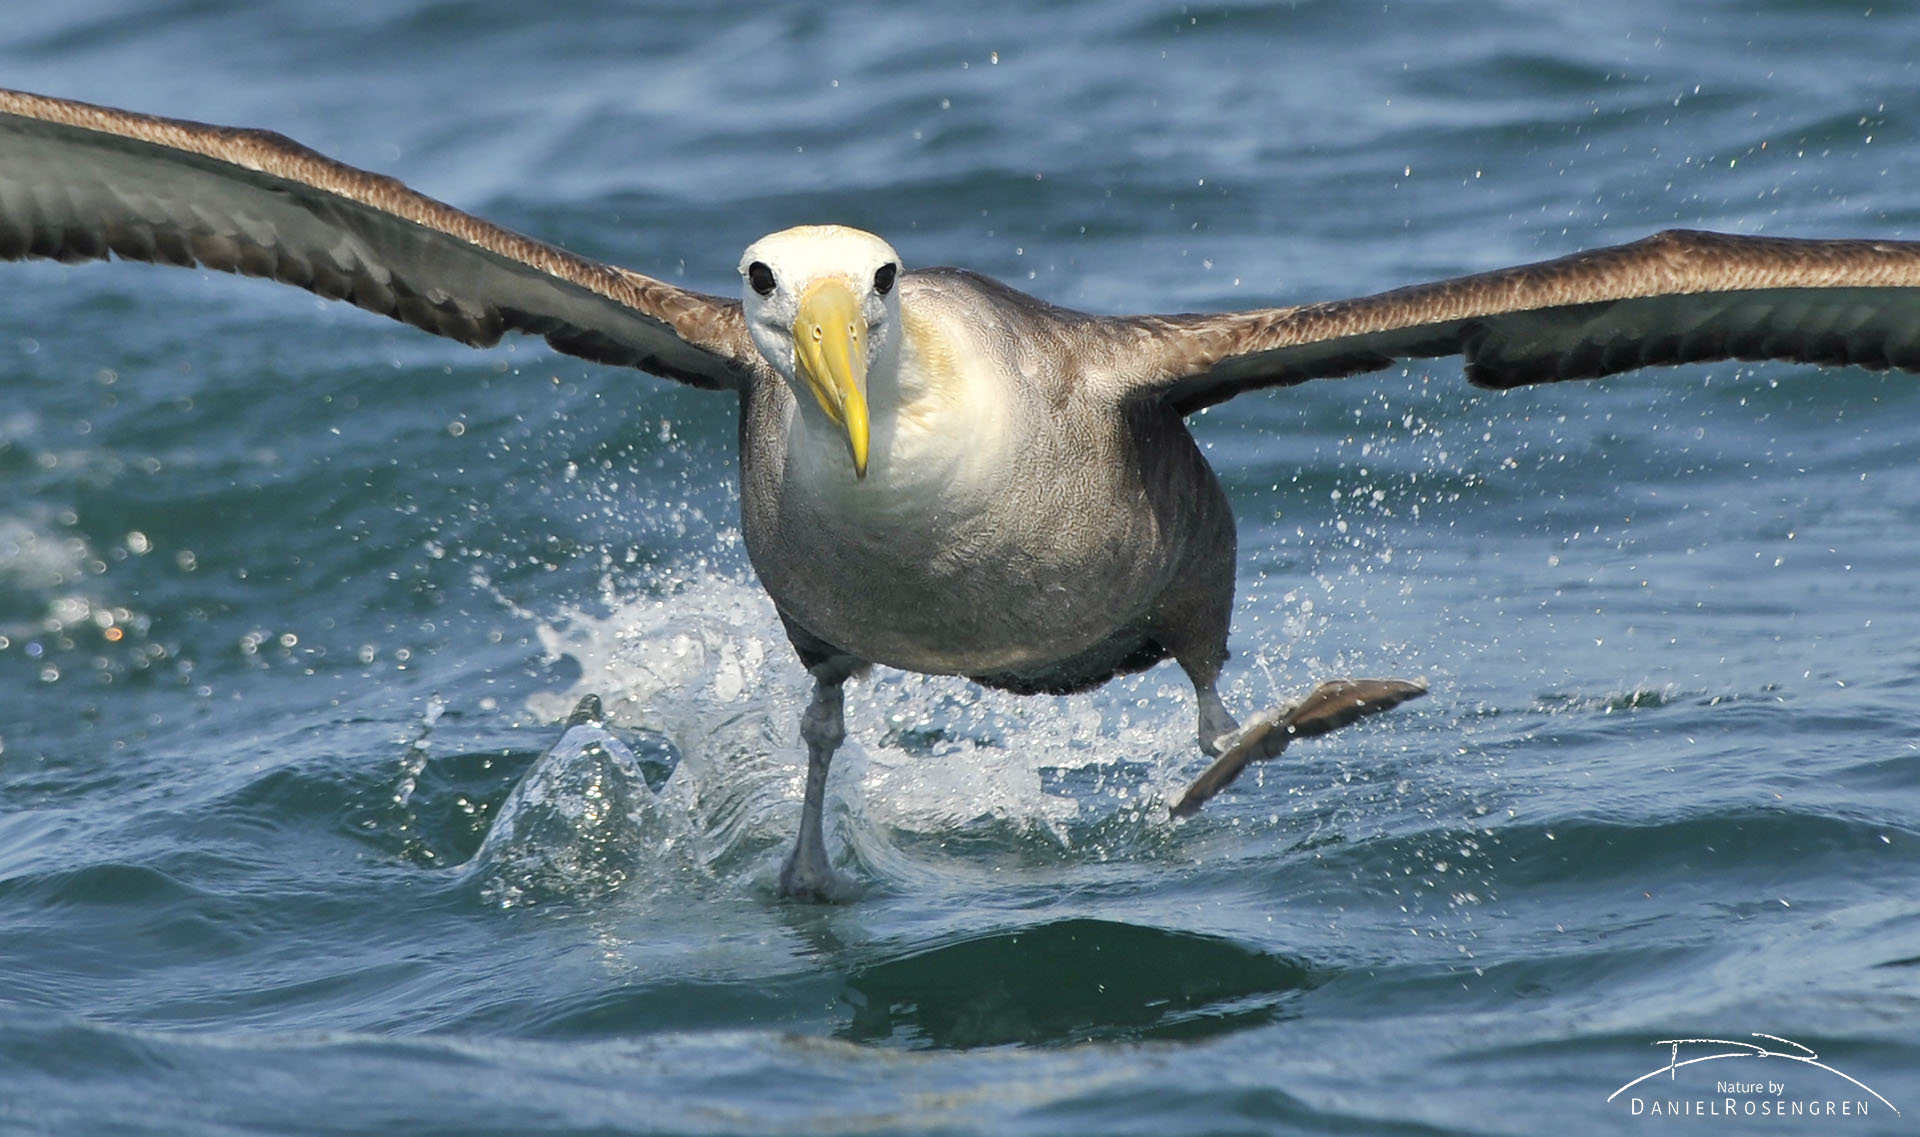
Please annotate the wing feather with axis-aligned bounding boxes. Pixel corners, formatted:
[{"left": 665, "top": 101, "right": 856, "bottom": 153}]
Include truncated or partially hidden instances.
[
  {"left": 1122, "top": 230, "right": 1920, "bottom": 413},
  {"left": 0, "top": 88, "right": 754, "bottom": 389}
]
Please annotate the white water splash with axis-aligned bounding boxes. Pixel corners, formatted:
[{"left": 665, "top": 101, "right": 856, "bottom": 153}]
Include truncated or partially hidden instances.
[
  {"left": 514, "top": 571, "right": 1256, "bottom": 892},
  {"left": 466, "top": 699, "right": 681, "bottom": 908}
]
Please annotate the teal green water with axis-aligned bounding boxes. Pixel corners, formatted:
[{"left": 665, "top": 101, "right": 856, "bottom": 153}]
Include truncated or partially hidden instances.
[{"left": 3, "top": 2, "right": 1919, "bottom": 1133}]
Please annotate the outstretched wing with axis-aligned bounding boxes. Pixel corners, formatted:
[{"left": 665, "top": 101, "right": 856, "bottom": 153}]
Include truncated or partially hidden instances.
[
  {"left": 0, "top": 88, "right": 754, "bottom": 389},
  {"left": 1120, "top": 230, "right": 1920, "bottom": 414}
]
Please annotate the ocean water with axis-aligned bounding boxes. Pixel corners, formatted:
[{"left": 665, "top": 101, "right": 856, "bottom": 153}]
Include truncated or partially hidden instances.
[{"left": 2, "top": 1, "right": 1918, "bottom": 1133}]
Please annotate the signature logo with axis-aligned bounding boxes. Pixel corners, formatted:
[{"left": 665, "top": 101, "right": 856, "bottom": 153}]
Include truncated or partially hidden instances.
[{"left": 1608, "top": 1034, "right": 1900, "bottom": 1118}]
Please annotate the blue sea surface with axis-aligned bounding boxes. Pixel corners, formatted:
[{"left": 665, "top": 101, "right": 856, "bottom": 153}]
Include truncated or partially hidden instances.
[{"left": 2, "top": 2, "right": 1918, "bottom": 1133}]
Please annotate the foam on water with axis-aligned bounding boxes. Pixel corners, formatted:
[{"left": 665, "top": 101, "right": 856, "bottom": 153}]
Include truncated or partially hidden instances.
[
  {"left": 514, "top": 571, "right": 1223, "bottom": 892},
  {"left": 476, "top": 545, "right": 1515, "bottom": 918},
  {"left": 465, "top": 701, "right": 679, "bottom": 908}
]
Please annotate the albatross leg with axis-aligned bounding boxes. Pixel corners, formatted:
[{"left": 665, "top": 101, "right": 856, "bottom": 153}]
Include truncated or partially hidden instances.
[
  {"left": 1193, "top": 679, "right": 1240, "bottom": 757},
  {"left": 1162, "top": 578, "right": 1425, "bottom": 817},
  {"left": 1163, "top": 588, "right": 1240, "bottom": 757},
  {"left": 779, "top": 656, "right": 862, "bottom": 902},
  {"left": 1177, "top": 662, "right": 1243, "bottom": 758}
]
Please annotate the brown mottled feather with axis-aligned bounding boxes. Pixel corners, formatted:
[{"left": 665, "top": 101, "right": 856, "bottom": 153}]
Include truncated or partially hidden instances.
[
  {"left": 1128, "top": 230, "right": 1920, "bottom": 412},
  {"left": 0, "top": 87, "right": 753, "bottom": 388},
  {"left": 8, "top": 87, "right": 1918, "bottom": 411}
]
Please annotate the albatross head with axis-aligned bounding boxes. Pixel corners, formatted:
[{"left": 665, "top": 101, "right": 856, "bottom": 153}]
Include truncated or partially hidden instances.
[{"left": 739, "top": 225, "right": 904, "bottom": 479}]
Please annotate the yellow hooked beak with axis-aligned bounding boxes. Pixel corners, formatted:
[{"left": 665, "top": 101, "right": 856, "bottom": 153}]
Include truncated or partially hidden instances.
[{"left": 793, "top": 277, "right": 871, "bottom": 478}]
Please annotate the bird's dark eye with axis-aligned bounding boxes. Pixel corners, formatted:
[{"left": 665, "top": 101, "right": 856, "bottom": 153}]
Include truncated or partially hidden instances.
[
  {"left": 747, "top": 261, "right": 777, "bottom": 297},
  {"left": 873, "top": 263, "right": 898, "bottom": 296}
]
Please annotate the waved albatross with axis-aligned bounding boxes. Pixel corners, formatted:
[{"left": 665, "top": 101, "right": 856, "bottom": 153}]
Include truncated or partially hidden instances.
[{"left": 5, "top": 88, "right": 1920, "bottom": 899}]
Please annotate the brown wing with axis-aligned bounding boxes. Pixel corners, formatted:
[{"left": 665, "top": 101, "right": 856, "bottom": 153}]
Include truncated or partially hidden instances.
[
  {"left": 1123, "top": 230, "right": 1920, "bottom": 414},
  {"left": 0, "top": 88, "right": 754, "bottom": 389}
]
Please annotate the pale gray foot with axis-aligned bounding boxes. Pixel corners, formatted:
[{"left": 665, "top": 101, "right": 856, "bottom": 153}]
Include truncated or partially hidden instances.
[
  {"left": 779, "top": 666, "right": 861, "bottom": 902},
  {"left": 1172, "top": 677, "right": 1428, "bottom": 818}
]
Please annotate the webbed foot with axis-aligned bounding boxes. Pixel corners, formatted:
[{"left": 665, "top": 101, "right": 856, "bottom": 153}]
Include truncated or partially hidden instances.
[
  {"left": 1171, "top": 677, "right": 1428, "bottom": 818},
  {"left": 777, "top": 847, "right": 862, "bottom": 903}
]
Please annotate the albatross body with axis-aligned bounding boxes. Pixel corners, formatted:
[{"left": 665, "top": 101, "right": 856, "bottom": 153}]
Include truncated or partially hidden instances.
[
  {"left": 4, "top": 88, "right": 1919, "bottom": 899},
  {"left": 739, "top": 240, "right": 1233, "bottom": 692}
]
